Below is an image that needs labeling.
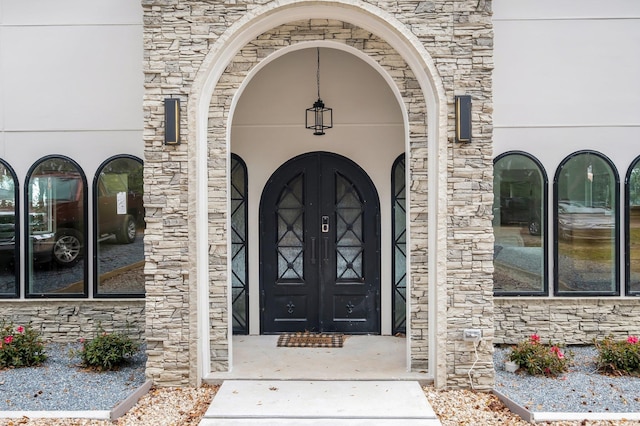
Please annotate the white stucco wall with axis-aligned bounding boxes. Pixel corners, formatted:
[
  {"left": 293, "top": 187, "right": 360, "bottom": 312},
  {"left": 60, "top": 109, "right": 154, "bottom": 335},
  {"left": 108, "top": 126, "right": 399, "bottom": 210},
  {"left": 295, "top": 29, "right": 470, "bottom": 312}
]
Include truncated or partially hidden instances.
[
  {"left": 0, "top": 0, "right": 144, "bottom": 179},
  {"left": 493, "top": 0, "right": 640, "bottom": 172}
]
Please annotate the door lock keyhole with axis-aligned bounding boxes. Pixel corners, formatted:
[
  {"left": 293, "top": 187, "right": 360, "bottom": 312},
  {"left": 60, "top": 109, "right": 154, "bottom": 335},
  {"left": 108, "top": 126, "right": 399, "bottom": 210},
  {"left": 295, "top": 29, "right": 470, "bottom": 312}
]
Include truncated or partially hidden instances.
[{"left": 321, "top": 215, "right": 329, "bottom": 233}]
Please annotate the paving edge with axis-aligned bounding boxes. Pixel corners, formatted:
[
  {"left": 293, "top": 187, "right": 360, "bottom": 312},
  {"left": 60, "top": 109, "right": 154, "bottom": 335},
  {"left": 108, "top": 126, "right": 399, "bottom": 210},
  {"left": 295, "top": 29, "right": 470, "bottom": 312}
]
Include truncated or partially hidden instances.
[
  {"left": 110, "top": 379, "right": 154, "bottom": 420},
  {"left": 492, "top": 389, "right": 640, "bottom": 424},
  {"left": 0, "top": 410, "right": 111, "bottom": 420},
  {"left": 0, "top": 379, "right": 153, "bottom": 421},
  {"left": 492, "top": 389, "right": 533, "bottom": 423},
  {"left": 533, "top": 412, "right": 640, "bottom": 423}
]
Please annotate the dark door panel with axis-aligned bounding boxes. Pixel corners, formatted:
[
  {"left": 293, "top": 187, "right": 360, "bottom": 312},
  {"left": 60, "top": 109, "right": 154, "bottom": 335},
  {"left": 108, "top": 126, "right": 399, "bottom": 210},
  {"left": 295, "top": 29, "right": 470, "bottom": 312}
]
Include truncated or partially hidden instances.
[{"left": 260, "top": 152, "right": 380, "bottom": 334}]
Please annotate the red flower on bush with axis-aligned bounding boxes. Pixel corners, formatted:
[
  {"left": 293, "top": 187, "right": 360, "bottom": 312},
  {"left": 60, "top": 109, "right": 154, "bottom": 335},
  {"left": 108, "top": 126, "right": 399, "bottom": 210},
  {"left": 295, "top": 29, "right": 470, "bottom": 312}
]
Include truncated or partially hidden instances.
[
  {"left": 0, "top": 322, "right": 47, "bottom": 368},
  {"left": 509, "top": 335, "right": 572, "bottom": 377},
  {"left": 596, "top": 335, "right": 640, "bottom": 375},
  {"left": 550, "top": 346, "right": 565, "bottom": 359}
]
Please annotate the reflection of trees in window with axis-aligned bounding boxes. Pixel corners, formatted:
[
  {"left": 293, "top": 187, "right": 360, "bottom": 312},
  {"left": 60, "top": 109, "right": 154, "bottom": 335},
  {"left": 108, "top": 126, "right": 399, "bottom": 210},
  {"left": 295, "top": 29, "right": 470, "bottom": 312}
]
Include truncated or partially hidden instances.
[
  {"left": 94, "top": 156, "right": 144, "bottom": 297},
  {"left": 391, "top": 155, "right": 406, "bottom": 334},
  {"left": 493, "top": 152, "right": 547, "bottom": 295},
  {"left": 26, "top": 156, "right": 87, "bottom": 297},
  {"left": 231, "top": 155, "right": 248, "bottom": 334},
  {"left": 554, "top": 151, "right": 618, "bottom": 295},
  {"left": 0, "top": 160, "right": 18, "bottom": 298},
  {"left": 629, "top": 167, "right": 640, "bottom": 206},
  {"left": 627, "top": 157, "right": 640, "bottom": 295}
]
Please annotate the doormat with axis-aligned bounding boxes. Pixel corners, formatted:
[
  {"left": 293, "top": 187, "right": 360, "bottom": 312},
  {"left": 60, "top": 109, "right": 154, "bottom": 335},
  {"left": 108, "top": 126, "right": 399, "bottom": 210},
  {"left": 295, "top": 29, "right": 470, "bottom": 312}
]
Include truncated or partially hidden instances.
[{"left": 277, "top": 332, "right": 344, "bottom": 348}]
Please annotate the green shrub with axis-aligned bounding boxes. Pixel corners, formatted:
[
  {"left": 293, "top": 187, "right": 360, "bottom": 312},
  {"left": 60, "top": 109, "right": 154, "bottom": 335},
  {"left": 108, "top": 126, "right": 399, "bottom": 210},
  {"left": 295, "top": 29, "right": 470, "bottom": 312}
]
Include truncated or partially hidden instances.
[
  {"left": 0, "top": 321, "right": 47, "bottom": 368},
  {"left": 595, "top": 335, "right": 640, "bottom": 376},
  {"left": 74, "top": 326, "right": 138, "bottom": 371},
  {"left": 508, "top": 334, "right": 572, "bottom": 377}
]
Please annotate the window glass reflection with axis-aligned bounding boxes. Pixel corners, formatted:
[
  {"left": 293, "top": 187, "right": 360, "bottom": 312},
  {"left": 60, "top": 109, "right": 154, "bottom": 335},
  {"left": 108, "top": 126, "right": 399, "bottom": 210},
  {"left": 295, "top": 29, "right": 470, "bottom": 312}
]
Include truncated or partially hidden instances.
[
  {"left": 27, "top": 157, "right": 86, "bottom": 296},
  {"left": 95, "top": 157, "right": 144, "bottom": 296},
  {"left": 231, "top": 155, "right": 248, "bottom": 334},
  {"left": 555, "top": 152, "right": 618, "bottom": 294},
  {"left": 392, "top": 155, "right": 406, "bottom": 334},
  {"left": 0, "top": 162, "right": 18, "bottom": 297},
  {"left": 627, "top": 158, "right": 640, "bottom": 294},
  {"left": 493, "top": 153, "right": 546, "bottom": 294}
]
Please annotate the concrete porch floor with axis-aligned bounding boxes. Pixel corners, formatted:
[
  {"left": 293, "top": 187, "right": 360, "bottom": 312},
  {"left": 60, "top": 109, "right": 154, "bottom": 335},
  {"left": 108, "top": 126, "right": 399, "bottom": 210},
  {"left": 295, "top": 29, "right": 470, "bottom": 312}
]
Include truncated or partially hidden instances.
[{"left": 205, "top": 335, "right": 433, "bottom": 382}]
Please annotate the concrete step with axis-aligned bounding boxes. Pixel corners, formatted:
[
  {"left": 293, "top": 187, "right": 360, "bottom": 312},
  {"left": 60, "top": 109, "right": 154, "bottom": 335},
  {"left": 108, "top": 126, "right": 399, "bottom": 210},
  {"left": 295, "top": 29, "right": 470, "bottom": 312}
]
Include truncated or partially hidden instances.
[{"left": 199, "top": 380, "right": 441, "bottom": 425}]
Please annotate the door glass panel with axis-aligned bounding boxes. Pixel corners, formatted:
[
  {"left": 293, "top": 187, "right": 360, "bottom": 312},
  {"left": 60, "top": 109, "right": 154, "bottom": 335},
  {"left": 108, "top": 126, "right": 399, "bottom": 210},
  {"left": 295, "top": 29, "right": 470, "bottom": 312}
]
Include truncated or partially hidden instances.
[
  {"left": 276, "top": 174, "right": 304, "bottom": 281},
  {"left": 27, "top": 157, "right": 86, "bottom": 296},
  {"left": 392, "top": 156, "right": 406, "bottom": 334},
  {"left": 335, "top": 173, "right": 364, "bottom": 281},
  {"left": 0, "top": 162, "right": 18, "bottom": 297},
  {"left": 493, "top": 153, "right": 546, "bottom": 294},
  {"left": 231, "top": 155, "right": 248, "bottom": 334},
  {"left": 95, "top": 157, "right": 144, "bottom": 296},
  {"left": 555, "top": 152, "right": 618, "bottom": 294}
]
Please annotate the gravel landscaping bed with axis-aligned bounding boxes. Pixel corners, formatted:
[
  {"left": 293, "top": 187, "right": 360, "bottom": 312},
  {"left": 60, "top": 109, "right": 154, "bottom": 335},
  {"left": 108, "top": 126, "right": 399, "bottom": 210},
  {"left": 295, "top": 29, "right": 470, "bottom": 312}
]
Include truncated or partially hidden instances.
[
  {"left": 494, "top": 345, "right": 640, "bottom": 413},
  {"left": 0, "top": 343, "right": 147, "bottom": 411}
]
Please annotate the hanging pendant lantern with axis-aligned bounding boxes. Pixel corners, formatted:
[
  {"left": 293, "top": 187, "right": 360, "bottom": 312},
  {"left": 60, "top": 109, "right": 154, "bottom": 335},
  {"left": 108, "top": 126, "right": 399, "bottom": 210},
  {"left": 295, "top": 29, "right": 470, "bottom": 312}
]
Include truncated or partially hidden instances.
[{"left": 305, "top": 48, "right": 333, "bottom": 136}]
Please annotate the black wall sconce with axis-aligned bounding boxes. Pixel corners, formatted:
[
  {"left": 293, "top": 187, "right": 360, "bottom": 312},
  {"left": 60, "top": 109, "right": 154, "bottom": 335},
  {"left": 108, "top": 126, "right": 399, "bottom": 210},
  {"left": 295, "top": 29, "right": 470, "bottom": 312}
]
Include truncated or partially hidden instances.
[
  {"left": 305, "top": 48, "right": 333, "bottom": 136},
  {"left": 455, "top": 95, "right": 472, "bottom": 143},
  {"left": 164, "top": 98, "right": 180, "bottom": 145}
]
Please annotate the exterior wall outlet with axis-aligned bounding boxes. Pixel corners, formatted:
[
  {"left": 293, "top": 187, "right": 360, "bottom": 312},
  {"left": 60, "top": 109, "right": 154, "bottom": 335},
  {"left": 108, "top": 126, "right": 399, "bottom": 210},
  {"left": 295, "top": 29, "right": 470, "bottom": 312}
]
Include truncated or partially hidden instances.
[{"left": 463, "top": 328, "right": 482, "bottom": 342}]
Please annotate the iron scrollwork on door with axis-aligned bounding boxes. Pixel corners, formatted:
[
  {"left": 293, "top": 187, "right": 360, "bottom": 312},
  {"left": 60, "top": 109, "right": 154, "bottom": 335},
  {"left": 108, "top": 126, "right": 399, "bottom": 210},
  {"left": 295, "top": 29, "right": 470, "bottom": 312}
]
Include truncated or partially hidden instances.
[{"left": 345, "top": 301, "right": 355, "bottom": 314}]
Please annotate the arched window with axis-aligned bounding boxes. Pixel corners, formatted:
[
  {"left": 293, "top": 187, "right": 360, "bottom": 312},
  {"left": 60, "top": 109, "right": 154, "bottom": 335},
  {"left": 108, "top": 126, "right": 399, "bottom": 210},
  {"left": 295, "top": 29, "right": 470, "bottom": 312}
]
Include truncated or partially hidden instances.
[
  {"left": 391, "top": 154, "right": 406, "bottom": 334},
  {"left": 626, "top": 156, "right": 640, "bottom": 295},
  {"left": 0, "top": 160, "right": 19, "bottom": 298},
  {"left": 493, "top": 152, "right": 547, "bottom": 295},
  {"left": 94, "top": 156, "right": 144, "bottom": 297},
  {"left": 554, "top": 151, "right": 619, "bottom": 295},
  {"left": 231, "top": 154, "right": 249, "bottom": 334},
  {"left": 26, "top": 156, "right": 87, "bottom": 297}
]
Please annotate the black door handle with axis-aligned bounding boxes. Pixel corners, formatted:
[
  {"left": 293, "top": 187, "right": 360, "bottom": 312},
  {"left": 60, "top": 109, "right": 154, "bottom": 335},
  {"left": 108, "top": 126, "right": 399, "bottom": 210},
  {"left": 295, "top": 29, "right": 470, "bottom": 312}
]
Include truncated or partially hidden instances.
[
  {"left": 310, "top": 237, "right": 316, "bottom": 264},
  {"left": 323, "top": 237, "right": 329, "bottom": 262}
]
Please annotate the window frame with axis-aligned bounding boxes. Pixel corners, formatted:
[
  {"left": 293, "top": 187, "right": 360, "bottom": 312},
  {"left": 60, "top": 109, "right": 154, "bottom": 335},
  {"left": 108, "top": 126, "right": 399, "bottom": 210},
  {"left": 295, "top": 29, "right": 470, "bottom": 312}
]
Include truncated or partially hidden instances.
[
  {"left": 625, "top": 155, "right": 640, "bottom": 296},
  {"left": 92, "top": 155, "right": 145, "bottom": 299},
  {"left": 25, "top": 155, "right": 89, "bottom": 298},
  {"left": 391, "top": 154, "right": 406, "bottom": 334},
  {"left": 0, "top": 159, "right": 19, "bottom": 299},
  {"left": 231, "top": 153, "right": 249, "bottom": 334},
  {"left": 493, "top": 151, "right": 549, "bottom": 296},
  {"left": 553, "top": 150, "right": 620, "bottom": 297}
]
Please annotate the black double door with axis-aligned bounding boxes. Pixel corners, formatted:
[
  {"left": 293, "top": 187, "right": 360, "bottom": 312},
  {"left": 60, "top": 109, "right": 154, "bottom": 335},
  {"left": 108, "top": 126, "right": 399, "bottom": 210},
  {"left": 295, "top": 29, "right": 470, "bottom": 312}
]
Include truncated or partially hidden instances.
[{"left": 260, "top": 152, "right": 380, "bottom": 334}]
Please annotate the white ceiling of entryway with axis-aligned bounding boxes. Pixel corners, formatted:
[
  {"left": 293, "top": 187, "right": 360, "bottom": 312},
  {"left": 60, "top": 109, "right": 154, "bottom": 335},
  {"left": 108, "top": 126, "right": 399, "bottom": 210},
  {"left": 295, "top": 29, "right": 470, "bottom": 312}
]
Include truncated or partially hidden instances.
[{"left": 233, "top": 47, "right": 403, "bottom": 128}]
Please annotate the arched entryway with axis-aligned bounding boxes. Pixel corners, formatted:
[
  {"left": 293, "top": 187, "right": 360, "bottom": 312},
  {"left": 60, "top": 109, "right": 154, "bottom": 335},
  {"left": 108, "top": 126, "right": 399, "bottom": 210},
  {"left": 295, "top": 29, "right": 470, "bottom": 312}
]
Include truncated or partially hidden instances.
[
  {"left": 260, "top": 152, "right": 381, "bottom": 334},
  {"left": 188, "top": 1, "right": 449, "bottom": 386}
]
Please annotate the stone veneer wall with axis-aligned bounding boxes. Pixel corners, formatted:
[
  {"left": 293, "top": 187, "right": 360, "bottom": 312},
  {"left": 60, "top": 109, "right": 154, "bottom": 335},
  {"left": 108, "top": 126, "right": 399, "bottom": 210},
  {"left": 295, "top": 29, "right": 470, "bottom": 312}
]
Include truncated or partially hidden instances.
[
  {"left": 494, "top": 298, "right": 640, "bottom": 345},
  {"left": 0, "top": 300, "right": 145, "bottom": 343},
  {"left": 440, "top": 1, "right": 494, "bottom": 390},
  {"left": 143, "top": 0, "right": 494, "bottom": 389},
  {"left": 210, "top": 19, "right": 430, "bottom": 371}
]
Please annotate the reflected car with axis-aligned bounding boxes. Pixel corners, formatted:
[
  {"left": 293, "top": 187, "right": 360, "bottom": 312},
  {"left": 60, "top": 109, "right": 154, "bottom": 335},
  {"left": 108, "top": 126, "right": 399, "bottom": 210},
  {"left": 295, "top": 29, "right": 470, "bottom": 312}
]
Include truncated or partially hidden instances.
[
  {"left": 0, "top": 211, "right": 17, "bottom": 265},
  {"left": 0, "top": 175, "right": 143, "bottom": 267},
  {"left": 557, "top": 201, "right": 615, "bottom": 240},
  {"left": 499, "top": 196, "right": 542, "bottom": 236}
]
